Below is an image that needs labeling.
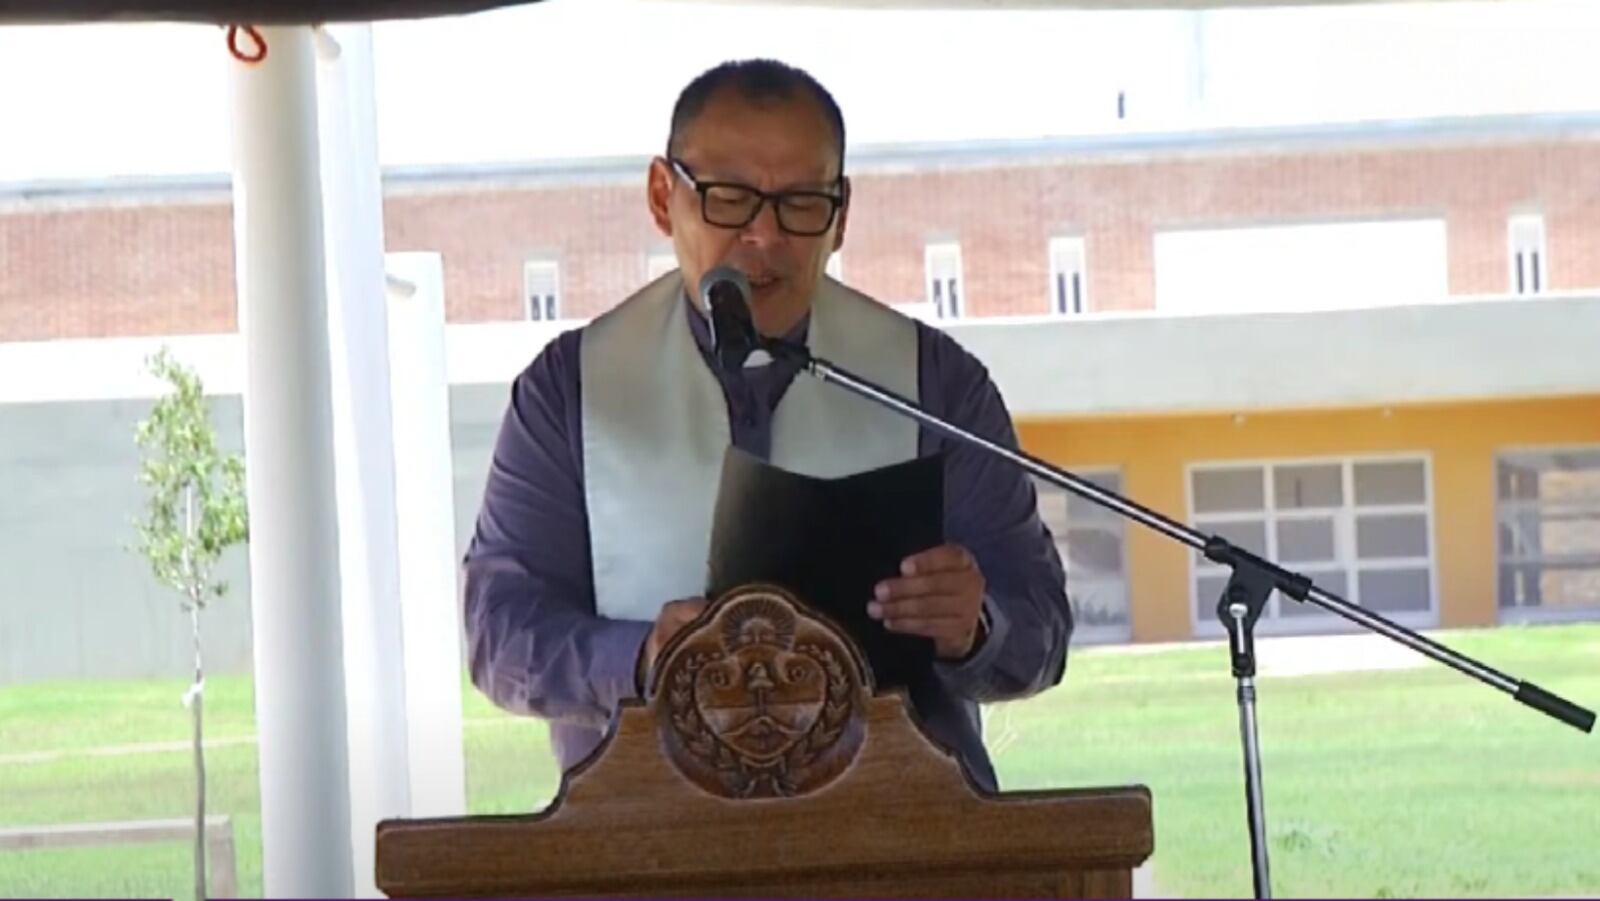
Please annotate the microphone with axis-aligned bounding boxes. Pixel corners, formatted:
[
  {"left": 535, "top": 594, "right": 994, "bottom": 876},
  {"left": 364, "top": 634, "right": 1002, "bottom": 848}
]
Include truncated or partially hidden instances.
[{"left": 700, "top": 265, "right": 759, "bottom": 374}]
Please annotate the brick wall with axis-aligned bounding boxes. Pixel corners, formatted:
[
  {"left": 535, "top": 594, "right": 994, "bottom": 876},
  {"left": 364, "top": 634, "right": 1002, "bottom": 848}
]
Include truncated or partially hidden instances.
[
  {"left": 3, "top": 135, "right": 1598, "bottom": 342},
  {"left": 1, "top": 198, "right": 237, "bottom": 339}
]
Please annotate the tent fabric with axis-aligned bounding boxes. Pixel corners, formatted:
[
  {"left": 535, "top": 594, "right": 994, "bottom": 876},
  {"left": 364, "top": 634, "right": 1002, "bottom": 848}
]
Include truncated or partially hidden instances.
[
  {"left": 0, "top": 0, "right": 1423, "bottom": 27},
  {"left": 0, "top": 0, "right": 522, "bottom": 24}
]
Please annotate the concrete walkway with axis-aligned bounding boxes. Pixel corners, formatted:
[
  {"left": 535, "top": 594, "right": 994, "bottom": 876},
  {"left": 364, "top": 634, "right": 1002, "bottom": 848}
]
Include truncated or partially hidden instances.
[{"left": 1087, "top": 630, "right": 1433, "bottom": 678}]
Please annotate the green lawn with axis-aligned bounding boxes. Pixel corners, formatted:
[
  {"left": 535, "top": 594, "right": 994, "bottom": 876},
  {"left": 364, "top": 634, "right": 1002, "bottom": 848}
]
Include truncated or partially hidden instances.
[{"left": 1, "top": 623, "right": 1596, "bottom": 899}]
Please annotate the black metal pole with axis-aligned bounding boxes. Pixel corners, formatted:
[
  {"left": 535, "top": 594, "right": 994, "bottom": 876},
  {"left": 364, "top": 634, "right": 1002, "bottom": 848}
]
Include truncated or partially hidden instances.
[
  {"left": 759, "top": 338, "right": 1596, "bottom": 898},
  {"left": 788, "top": 346, "right": 1592, "bottom": 733}
]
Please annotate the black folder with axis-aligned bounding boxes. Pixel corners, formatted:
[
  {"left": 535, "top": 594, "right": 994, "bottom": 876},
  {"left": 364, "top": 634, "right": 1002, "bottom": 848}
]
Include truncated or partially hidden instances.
[{"left": 705, "top": 447, "right": 944, "bottom": 691}]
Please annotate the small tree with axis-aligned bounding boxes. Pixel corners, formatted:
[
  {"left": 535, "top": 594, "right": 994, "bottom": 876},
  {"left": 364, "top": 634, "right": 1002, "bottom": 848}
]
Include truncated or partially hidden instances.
[{"left": 132, "top": 348, "right": 248, "bottom": 901}]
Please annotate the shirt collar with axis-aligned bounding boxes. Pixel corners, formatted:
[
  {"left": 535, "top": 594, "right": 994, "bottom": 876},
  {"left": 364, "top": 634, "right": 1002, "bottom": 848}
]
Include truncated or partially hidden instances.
[{"left": 682, "top": 290, "right": 810, "bottom": 369}]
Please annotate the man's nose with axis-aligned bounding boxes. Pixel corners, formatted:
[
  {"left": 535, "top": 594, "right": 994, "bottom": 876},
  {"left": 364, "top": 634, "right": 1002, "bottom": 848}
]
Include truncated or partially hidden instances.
[{"left": 739, "top": 199, "right": 785, "bottom": 247}]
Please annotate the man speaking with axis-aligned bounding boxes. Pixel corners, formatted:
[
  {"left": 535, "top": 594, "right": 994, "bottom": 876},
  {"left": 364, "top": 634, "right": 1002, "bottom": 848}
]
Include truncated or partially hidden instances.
[{"left": 462, "top": 58, "right": 1072, "bottom": 792}]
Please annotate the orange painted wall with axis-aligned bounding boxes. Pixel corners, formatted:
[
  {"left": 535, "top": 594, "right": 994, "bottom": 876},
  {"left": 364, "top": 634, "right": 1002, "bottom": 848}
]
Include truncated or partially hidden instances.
[{"left": 1016, "top": 396, "right": 1600, "bottom": 642}]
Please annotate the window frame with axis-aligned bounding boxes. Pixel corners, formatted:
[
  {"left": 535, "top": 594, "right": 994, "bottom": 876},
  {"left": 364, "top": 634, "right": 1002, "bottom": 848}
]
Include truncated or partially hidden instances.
[
  {"left": 1034, "top": 467, "right": 1132, "bottom": 644},
  {"left": 1507, "top": 213, "right": 1548, "bottom": 296},
  {"left": 1185, "top": 452, "right": 1439, "bottom": 638},
  {"left": 1048, "top": 235, "right": 1089, "bottom": 316},
  {"left": 522, "top": 258, "right": 561, "bottom": 322},
  {"left": 1494, "top": 443, "right": 1600, "bottom": 623},
  {"left": 925, "top": 241, "right": 964, "bottom": 319}
]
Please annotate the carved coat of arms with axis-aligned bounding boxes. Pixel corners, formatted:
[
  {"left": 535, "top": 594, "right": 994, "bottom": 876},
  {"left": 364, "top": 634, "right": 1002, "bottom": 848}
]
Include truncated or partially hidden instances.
[{"left": 652, "top": 587, "right": 869, "bottom": 799}]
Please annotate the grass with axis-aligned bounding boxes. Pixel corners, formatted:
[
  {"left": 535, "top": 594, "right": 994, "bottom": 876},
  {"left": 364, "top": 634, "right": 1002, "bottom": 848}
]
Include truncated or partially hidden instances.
[
  {"left": 994, "top": 624, "right": 1600, "bottom": 897},
  {"left": 1, "top": 623, "right": 1597, "bottom": 898}
]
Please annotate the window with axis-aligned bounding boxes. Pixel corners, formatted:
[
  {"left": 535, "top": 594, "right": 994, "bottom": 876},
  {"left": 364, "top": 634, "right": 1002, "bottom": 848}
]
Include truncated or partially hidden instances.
[
  {"left": 1035, "top": 470, "right": 1130, "bottom": 640},
  {"left": 646, "top": 252, "right": 677, "bottom": 282},
  {"left": 924, "top": 242, "right": 963, "bottom": 319},
  {"left": 1154, "top": 219, "right": 1449, "bottom": 314},
  {"left": 1189, "top": 456, "right": 1434, "bottom": 631},
  {"left": 523, "top": 259, "right": 560, "bottom": 321},
  {"left": 825, "top": 252, "right": 843, "bottom": 281},
  {"left": 1508, "top": 214, "right": 1546, "bottom": 295},
  {"left": 1049, "top": 236, "right": 1088, "bottom": 315},
  {"left": 1497, "top": 448, "right": 1600, "bottom": 618}
]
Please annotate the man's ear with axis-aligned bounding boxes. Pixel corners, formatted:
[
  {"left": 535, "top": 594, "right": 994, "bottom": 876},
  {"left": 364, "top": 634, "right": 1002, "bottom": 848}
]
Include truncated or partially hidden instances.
[
  {"left": 647, "top": 157, "right": 674, "bottom": 237},
  {"left": 832, "top": 176, "right": 852, "bottom": 252}
]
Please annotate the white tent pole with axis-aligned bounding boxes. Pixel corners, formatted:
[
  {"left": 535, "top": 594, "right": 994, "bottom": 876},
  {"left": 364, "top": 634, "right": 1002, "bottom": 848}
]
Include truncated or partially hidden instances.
[
  {"left": 227, "top": 25, "right": 355, "bottom": 897},
  {"left": 314, "top": 22, "right": 414, "bottom": 899},
  {"left": 385, "top": 251, "right": 469, "bottom": 821}
]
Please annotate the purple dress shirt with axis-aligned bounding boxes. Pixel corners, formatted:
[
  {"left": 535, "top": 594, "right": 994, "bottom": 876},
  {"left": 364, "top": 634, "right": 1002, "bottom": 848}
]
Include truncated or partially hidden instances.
[{"left": 462, "top": 296, "right": 1071, "bottom": 792}]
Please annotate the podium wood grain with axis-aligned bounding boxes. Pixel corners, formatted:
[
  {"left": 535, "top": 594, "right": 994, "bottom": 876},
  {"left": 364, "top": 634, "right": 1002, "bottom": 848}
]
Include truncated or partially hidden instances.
[
  {"left": 376, "top": 694, "right": 1152, "bottom": 898},
  {"left": 378, "top": 589, "right": 1152, "bottom": 898}
]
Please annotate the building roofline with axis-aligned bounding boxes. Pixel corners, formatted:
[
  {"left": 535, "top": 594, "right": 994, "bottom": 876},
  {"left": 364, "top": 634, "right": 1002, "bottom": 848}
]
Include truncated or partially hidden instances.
[
  {"left": 5, "top": 293, "right": 1598, "bottom": 414},
  {"left": 5, "top": 109, "right": 1599, "bottom": 205}
]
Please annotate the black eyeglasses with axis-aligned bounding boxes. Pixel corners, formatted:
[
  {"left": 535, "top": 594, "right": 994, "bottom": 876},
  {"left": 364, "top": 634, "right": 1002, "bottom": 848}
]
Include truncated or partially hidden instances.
[{"left": 669, "top": 157, "right": 845, "bottom": 237}]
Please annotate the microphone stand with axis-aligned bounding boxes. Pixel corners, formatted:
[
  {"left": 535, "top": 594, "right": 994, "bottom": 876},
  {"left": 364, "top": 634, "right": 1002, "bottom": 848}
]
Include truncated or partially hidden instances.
[{"left": 742, "top": 327, "right": 1595, "bottom": 900}]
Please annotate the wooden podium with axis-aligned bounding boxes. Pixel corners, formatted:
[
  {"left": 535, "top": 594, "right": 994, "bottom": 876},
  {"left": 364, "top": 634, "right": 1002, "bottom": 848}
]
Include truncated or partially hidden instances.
[{"left": 376, "top": 586, "right": 1153, "bottom": 898}]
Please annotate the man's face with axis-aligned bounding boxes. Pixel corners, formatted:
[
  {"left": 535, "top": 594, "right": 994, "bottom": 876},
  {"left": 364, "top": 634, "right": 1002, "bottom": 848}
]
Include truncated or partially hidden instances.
[{"left": 647, "top": 88, "right": 849, "bottom": 338}]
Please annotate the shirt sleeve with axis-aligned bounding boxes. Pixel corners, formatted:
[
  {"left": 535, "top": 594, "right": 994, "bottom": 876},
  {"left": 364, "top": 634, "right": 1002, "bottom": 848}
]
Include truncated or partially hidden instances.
[
  {"left": 917, "top": 325, "right": 1074, "bottom": 702},
  {"left": 461, "top": 329, "right": 652, "bottom": 730}
]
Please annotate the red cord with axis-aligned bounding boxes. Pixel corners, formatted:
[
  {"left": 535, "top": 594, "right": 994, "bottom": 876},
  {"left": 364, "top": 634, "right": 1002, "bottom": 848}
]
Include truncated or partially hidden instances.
[{"left": 227, "top": 25, "right": 267, "bottom": 64}]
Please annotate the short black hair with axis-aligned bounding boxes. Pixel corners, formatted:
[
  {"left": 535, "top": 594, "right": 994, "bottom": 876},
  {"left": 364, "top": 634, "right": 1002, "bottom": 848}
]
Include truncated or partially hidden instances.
[{"left": 667, "top": 59, "right": 847, "bottom": 177}]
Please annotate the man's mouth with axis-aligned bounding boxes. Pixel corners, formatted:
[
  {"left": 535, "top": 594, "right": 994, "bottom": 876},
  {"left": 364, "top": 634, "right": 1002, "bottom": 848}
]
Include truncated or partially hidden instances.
[{"left": 748, "top": 274, "right": 779, "bottom": 290}]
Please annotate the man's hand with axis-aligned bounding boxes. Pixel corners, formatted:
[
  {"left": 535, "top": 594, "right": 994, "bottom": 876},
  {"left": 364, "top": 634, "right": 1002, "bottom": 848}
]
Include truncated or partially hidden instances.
[
  {"left": 867, "top": 544, "right": 986, "bottom": 660},
  {"left": 637, "top": 597, "right": 710, "bottom": 690}
]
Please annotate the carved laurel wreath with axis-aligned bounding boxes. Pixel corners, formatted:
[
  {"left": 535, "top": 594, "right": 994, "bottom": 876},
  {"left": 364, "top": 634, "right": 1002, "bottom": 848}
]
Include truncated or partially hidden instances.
[{"left": 781, "top": 645, "right": 852, "bottom": 771}]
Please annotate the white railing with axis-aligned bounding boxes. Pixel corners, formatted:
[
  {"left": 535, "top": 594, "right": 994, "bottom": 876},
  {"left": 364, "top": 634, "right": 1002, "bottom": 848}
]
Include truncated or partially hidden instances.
[{"left": 0, "top": 815, "right": 238, "bottom": 898}]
